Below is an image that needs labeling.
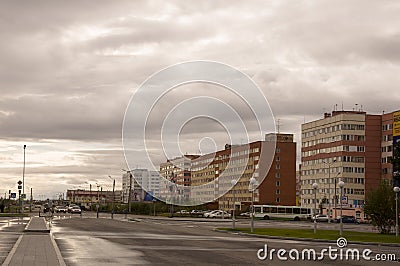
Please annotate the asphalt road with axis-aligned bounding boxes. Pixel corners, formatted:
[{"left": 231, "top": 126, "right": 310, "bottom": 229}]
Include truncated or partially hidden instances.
[{"left": 51, "top": 215, "right": 400, "bottom": 266}]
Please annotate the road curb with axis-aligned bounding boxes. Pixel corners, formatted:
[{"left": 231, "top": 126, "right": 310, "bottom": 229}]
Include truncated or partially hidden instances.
[
  {"left": 50, "top": 233, "right": 66, "bottom": 266},
  {"left": 132, "top": 217, "right": 234, "bottom": 223},
  {"left": 213, "top": 229, "right": 400, "bottom": 247}
]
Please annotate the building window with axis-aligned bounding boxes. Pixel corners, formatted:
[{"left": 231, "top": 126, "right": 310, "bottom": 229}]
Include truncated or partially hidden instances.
[
  {"left": 276, "top": 181, "right": 280, "bottom": 186},
  {"left": 275, "top": 172, "right": 280, "bottom": 178},
  {"left": 276, "top": 156, "right": 280, "bottom": 161},
  {"left": 276, "top": 189, "right": 280, "bottom": 194},
  {"left": 276, "top": 198, "right": 280, "bottom": 203},
  {"left": 276, "top": 163, "right": 280, "bottom": 169},
  {"left": 276, "top": 147, "right": 281, "bottom": 153}
]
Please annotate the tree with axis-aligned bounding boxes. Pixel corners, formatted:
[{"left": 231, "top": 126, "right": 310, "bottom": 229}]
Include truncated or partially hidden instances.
[
  {"left": 390, "top": 141, "right": 400, "bottom": 186},
  {"left": 363, "top": 180, "right": 397, "bottom": 234}
]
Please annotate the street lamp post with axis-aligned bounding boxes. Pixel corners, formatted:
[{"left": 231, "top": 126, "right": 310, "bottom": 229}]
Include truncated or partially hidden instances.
[
  {"left": 96, "top": 184, "right": 100, "bottom": 219},
  {"left": 333, "top": 172, "right": 341, "bottom": 220},
  {"left": 231, "top": 179, "right": 237, "bottom": 230},
  {"left": 324, "top": 160, "right": 336, "bottom": 223},
  {"left": 249, "top": 177, "right": 257, "bottom": 233},
  {"left": 21, "top": 145, "right": 26, "bottom": 213},
  {"left": 339, "top": 180, "right": 345, "bottom": 236},
  {"left": 312, "top": 182, "right": 318, "bottom": 234},
  {"left": 122, "top": 169, "right": 133, "bottom": 219},
  {"left": 394, "top": 186, "right": 400, "bottom": 237},
  {"left": 89, "top": 184, "right": 92, "bottom": 211},
  {"left": 128, "top": 172, "right": 132, "bottom": 215},
  {"left": 108, "top": 176, "right": 115, "bottom": 219}
]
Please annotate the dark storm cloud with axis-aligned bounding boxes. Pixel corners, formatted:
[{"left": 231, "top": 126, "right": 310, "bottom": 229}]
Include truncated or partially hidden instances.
[{"left": 1, "top": 0, "right": 399, "bottom": 197}]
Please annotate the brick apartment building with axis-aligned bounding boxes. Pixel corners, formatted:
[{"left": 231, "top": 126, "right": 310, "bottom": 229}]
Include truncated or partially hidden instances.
[
  {"left": 300, "top": 109, "right": 399, "bottom": 219},
  {"left": 159, "top": 155, "right": 199, "bottom": 203},
  {"left": 190, "top": 133, "right": 296, "bottom": 210}
]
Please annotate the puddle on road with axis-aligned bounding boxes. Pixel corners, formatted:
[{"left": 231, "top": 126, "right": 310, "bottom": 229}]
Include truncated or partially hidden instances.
[{"left": 54, "top": 235, "right": 148, "bottom": 265}]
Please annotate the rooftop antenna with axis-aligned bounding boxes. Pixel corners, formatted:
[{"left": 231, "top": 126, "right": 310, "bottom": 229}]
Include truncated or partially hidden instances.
[
  {"left": 355, "top": 103, "right": 358, "bottom": 111},
  {"left": 341, "top": 102, "right": 344, "bottom": 111},
  {"left": 360, "top": 105, "right": 363, "bottom": 111}
]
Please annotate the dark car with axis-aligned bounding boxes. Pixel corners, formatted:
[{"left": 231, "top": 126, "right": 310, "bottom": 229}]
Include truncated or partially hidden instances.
[
  {"left": 334, "top": 215, "right": 359, "bottom": 224},
  {"left": 43, "top": 204, "right": 52, "bottom": 213}
]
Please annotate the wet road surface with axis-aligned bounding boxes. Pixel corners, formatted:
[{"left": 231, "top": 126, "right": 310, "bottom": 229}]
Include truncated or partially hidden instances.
[{"left": 51, "top": 216, "right": 400, "bottom": 265}]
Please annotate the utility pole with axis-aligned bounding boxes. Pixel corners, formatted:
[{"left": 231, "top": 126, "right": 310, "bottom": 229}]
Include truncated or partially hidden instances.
[
  {"left": 30, "top": 188, "right": 32, "bottom": 213},
  {"left": 108, "top": 176, "right": 115, "bottom": 219},
  {"left": 128, "top": 172, "right": 132, "bottom": 213},
  {"left": 22, "top": 145, "right": 26, "bottom": 213},
  {"left": 96, "top": 184, "right": 100, "bottom": 219},
  {"left": 89, "top": 184, "right": 92, "bottom": 211}
]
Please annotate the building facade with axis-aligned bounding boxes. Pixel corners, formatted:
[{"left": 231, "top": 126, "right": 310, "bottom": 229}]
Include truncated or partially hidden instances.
[
  {"left": 159, "top": 155, "right": 199, "bottom": 203},
  {"left": 122, "top": 169, "right": 161, "bottom": 203},
  {"left": 300, "top": 109, "right": 399, "bottom": 218},
  {"left": 191, "top": 133, "right": 296, "bottom": 210},
  {"left": 66, "top": 189, "right": 122, "bottom": 209}
]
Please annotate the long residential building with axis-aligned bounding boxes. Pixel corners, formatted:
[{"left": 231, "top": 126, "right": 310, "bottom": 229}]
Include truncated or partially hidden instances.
[
  {"left": 190, "top": 133, "right": 296, "bottom": 210},
  {"left": 300, "top": 109, "right": 400, "bottom": 217}
]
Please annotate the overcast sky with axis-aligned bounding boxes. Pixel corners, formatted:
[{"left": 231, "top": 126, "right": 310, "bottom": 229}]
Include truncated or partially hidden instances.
[{"left": 1, "top": 1, "right": 399, "bottom": 199}]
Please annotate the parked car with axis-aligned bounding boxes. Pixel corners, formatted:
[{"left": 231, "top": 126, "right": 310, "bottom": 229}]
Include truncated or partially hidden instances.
[
  {"left": 312, "top": 214, "right": 330, "bottom": 222},
  {"left": 203, "top": 210, "right": 219, "bottom": 218},
  {"left": 334, "top": 215, "right": 359, "bottom": 224},
  {"left": 207, "top": 210, "right": 231, "bottom": 218},
  {"left": 54, "top": 206, "right": 68, "bottom": 213},
  {"left": 68, "top": 205, "right": 80, "bottom": 213},
  {"left": 70, "top": 206, "right": 82, "bottom": 214},
  {"left": 176, "top": 210, "right": 189, "bottom": 215},
  {"left": 239, "top": 212, "right": 251, "bottom": 217},
  {"left": 190, "top": 210, "right": 204, "bottom": 216}
]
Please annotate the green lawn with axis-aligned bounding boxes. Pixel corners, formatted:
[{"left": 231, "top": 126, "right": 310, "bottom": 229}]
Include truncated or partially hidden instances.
[
  {"left": 220, "top": 228, "right": 400, "bottom": 244},
  {"left": 0, "top": 213, "right": 29, "bottom": 217}
]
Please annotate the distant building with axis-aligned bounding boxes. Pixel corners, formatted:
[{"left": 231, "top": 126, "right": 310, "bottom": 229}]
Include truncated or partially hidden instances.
[
  {"left": 66, "top": 189, "right": 122, "bottom": 209},
  {"left": 159, "top": 155, "right": 200, "bottom": 203},
  {"left": 122, "top": 169, "right": 160, "bottom": 203}
]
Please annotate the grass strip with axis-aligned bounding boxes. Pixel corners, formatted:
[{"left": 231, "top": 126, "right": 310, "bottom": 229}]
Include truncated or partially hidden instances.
[{"left": 220, "top": 227, "right": 400, "bottom": 244}]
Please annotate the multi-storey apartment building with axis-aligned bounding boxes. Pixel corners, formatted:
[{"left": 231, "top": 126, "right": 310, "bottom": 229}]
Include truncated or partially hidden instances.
[
  {"left": 159, "top": 155, "right": 199, "bottom": 203},
  {"left": 122, "top": 169, "right": 160, "bottom": 203},
  {"left": 191, "top": 133, "right": 296, "bottom": 210},
  {"left": 300, "top": 109, "right": 399, "bottom": 217}
]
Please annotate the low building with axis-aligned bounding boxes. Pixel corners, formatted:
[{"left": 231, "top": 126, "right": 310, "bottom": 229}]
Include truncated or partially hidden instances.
[{"left": 66, "top": 189, "right": 122, "bottom": 209}]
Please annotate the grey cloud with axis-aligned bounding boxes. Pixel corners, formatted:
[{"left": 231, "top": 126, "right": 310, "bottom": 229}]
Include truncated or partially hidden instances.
[{"left": 1, "top": 0, "right": 399, "bottom": 198}]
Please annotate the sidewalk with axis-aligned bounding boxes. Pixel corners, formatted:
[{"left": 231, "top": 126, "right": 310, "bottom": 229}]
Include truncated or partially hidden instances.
[{"left": 2, "top": 217, "right": 65, "bottom": 266}]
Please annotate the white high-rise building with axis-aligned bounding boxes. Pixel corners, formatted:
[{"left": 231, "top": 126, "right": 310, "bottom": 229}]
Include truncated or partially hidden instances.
[{"left": 122, "top": 169, "right": 160, "bottom": 203}]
